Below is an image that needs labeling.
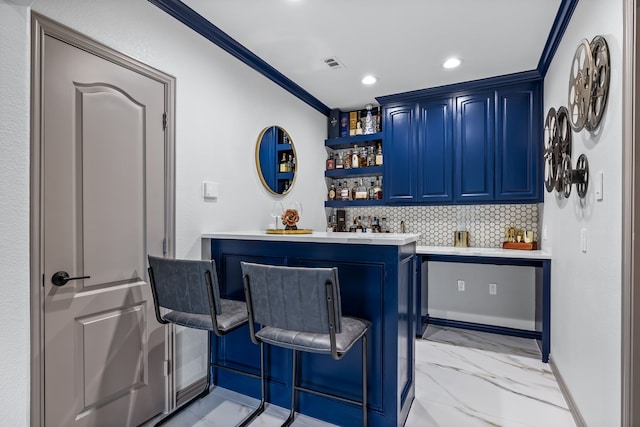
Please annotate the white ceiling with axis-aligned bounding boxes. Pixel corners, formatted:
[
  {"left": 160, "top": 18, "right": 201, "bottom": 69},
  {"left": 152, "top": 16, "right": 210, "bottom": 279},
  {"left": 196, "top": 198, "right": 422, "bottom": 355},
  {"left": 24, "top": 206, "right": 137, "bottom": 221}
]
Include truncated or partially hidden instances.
[{"left": 182, "top": 0, "right": 561, "bottom": 111}]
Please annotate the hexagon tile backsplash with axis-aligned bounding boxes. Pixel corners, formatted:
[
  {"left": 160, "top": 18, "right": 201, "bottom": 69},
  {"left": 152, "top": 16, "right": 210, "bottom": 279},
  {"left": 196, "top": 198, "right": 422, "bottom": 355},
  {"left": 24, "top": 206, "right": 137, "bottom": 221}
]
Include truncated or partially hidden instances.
[{"left": 339, "top": 204, "right": 540, "bottom": 248}]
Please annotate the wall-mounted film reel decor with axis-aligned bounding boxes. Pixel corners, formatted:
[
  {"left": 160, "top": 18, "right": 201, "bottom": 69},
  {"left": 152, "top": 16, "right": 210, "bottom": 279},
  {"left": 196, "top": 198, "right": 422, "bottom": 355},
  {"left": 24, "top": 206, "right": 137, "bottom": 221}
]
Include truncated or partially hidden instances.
[
  {"left": 544, "top": 106, "right": 589, "bottom": 199},
  {"left": 560, "top": 153, "right": 589, "bottom": 199},
  {"left": 567, "top": 35, "right": 610, "bottom": 132}
]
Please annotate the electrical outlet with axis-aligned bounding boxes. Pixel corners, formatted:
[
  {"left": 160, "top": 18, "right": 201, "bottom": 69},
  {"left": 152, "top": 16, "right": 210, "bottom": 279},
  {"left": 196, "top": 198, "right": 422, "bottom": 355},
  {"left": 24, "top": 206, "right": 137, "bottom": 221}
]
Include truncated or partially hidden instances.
[
  {"left": 489, "top": 283, "right": 497, "bottom": 295},
  {"left": 457, "top": 280, "right": 465, "bottom": 292}
]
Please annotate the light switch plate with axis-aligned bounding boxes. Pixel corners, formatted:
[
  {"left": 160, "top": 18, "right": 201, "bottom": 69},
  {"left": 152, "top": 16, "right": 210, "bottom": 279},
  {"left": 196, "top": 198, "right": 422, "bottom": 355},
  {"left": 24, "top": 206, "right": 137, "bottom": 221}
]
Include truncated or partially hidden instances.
[
  {"left": 203, "top": 181, "right": 219, "bottom": 199},
  {"left": 595, "top": 171, "right": 603, "bottom": 201},
  {"left": 581, "top": 228, "right": 587, "bottom": 253}
]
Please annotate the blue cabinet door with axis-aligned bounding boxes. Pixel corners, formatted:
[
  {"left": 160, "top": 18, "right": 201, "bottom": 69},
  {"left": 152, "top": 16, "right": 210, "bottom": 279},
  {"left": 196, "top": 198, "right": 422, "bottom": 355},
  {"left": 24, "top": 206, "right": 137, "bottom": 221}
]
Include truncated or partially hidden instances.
[
  {"left": 384, "top": 105, "right": 418, "bottom": 203},
  {"left": 495, "top": 82, "right": 542, "bottom": 201},
  {"left": 454, "top": 92, "right": 495, "bottom": 202},
  {"left": 418, "top": 98, "right": 453, "bottom": 202}
]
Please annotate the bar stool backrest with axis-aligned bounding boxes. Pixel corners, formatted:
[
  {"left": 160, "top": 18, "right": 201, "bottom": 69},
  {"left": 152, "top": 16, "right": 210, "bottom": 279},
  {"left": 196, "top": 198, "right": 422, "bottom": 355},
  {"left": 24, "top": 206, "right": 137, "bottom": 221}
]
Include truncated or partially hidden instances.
[
  {"left": 148, "top": 256, "right": 222, "bottom": 316},
  {"left": 240, "top": 262, "right": 342, "bottom": 334}
]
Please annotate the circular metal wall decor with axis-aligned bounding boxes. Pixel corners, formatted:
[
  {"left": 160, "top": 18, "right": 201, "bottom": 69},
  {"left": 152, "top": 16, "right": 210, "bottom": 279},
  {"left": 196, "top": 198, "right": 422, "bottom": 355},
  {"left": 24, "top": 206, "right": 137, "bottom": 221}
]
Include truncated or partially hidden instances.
[
  {"left": 544, "top": 106, "right": 572, "bottom": 194},
  {"left": 567, "top": 39, "right": 593, "bottom": 132},
  {"left": 561, "top": 153, "right": 590, "bottom": 199},
  {"left": 543, "top": 107, "right": 559, "bottom": 193},
  {"left": 567, "top": 36, "right": 610, "bottom": 132},
  {"left": 585, "top": 35, "right": 610, "bottom": 131}
]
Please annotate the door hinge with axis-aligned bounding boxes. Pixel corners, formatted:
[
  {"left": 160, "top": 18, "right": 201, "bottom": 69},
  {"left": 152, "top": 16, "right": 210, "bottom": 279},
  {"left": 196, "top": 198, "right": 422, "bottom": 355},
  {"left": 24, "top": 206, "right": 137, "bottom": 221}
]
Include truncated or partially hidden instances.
[
  {"left": 162, "top": 112, "right": 167, "bottom": 130},
  {"left": 163, "top": 360, "right": 170, "bottom": 377}
]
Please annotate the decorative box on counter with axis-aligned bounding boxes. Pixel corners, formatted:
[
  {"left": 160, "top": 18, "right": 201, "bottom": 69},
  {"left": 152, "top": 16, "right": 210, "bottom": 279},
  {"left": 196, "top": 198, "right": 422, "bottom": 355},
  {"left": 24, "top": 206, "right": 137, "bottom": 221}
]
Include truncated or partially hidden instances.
[{"left": 503, "top": 225, "right": 537, "bottom": 250}]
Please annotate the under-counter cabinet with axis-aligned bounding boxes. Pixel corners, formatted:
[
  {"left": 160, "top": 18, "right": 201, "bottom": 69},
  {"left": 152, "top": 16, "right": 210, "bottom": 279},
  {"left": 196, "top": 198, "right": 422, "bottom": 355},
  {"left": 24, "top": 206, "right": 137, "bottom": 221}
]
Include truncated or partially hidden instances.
[{"left": 381, "top": 79, "right": 542, "bottom": 205}]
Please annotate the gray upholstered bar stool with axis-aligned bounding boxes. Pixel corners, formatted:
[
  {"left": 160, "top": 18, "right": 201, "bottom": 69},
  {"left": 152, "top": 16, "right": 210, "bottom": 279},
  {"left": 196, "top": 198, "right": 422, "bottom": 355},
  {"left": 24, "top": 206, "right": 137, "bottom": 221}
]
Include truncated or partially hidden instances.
[
  {"left": 147, "top": 256, "right": 265, "bottom": 426},
  {"left": 240, "top": 262, "right": 370, "bottom": 427}
]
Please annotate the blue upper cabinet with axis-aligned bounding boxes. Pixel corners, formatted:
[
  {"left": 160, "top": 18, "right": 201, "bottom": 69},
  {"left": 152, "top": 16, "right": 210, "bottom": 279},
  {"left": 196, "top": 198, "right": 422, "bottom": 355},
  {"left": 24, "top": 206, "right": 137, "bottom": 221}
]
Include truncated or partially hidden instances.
[
  {"left": 454, "top": 92, "right": 495, "bottom": 202},
  {"left": 418, "top": 98, "right": 453, "bottom": 202},
  {"left": 384, "top": 105, "right": 418, "bottom": 202},
  {"left": 495, "top": 82, "right": 541, "bottom": 201},
  {"left": 378, "top": 77, "right": 542, "bottom": 205}
]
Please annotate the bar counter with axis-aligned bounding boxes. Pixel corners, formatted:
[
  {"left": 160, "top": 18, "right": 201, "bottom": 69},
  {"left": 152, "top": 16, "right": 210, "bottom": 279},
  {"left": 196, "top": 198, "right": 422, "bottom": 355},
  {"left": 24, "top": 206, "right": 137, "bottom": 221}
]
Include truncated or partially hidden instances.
[{"left": 202, "top": 231, "right": 420, "bottom": 427}]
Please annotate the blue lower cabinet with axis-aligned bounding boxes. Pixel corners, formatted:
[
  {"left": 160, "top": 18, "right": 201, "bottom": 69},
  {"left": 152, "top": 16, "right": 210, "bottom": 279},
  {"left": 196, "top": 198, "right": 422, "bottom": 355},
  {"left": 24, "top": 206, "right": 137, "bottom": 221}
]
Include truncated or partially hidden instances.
[{"left": 209, "top": 239, "right": 416, "bottom": 427}]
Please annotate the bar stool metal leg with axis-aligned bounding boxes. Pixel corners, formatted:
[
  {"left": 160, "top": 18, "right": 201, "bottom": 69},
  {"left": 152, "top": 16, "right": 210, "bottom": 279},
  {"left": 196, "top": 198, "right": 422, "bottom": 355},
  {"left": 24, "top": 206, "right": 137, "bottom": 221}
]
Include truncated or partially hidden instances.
[
  {"left": 283, "top": 349, "right": 297, "bottom": 426},
  {"left": 362, "top": 334, "right": 367, "bottom": 427},
  {"left": 237, "top": 342, "right": 266, "bottom": 427}
]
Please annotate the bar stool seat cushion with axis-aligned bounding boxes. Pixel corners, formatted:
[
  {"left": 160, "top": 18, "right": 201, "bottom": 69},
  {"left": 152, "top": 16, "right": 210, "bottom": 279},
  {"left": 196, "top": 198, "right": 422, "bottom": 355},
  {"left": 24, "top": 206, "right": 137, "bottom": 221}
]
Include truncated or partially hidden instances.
[
  {"left": 163, "top": 298, "right": 248, "bottom": 332},
  {"left": 255, "top": 317, "right": 370, "bottom": 355}
]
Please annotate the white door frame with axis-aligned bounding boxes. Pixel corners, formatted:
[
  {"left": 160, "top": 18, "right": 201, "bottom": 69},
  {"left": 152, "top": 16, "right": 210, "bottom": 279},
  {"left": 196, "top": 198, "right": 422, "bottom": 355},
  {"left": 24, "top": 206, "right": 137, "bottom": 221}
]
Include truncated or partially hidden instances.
[
  {"left": 622, "top": 0, "right": 638, "bottom": 425},
  {"left": 29, "top": 12, "right": 176, "bottom": 426}
]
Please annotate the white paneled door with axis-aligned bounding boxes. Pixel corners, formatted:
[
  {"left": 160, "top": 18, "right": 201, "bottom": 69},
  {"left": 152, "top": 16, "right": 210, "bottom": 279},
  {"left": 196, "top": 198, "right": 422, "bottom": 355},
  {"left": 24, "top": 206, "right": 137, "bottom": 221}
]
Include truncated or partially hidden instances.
[{"left": 40, "top": 33, "right": 169, "bottom": 426}]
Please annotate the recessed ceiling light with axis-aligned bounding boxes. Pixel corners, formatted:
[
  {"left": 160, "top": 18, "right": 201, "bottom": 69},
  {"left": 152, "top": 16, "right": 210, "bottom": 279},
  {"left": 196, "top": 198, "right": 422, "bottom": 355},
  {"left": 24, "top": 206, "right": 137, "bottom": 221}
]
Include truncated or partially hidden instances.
[
  {"left": 443, "top": 57, "right": 462, "bottom": 69},
  {"left": 362, "top": 75, "right": 377, "bottom": 85}
]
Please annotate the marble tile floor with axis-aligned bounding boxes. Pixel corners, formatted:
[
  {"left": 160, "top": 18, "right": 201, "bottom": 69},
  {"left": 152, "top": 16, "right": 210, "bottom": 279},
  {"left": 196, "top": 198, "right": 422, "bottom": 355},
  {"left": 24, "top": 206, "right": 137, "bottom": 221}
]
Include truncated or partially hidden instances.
[{"left": 153, "top": 326, "right": 576, "bottom": 427}]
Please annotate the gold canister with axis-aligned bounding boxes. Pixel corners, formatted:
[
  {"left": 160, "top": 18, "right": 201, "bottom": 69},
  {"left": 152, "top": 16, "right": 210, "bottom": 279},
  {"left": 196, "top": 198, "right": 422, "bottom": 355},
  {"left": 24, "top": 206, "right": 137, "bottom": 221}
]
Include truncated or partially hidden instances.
[{"left": 454, "top": 231, "right": 469, "bottom": 247}]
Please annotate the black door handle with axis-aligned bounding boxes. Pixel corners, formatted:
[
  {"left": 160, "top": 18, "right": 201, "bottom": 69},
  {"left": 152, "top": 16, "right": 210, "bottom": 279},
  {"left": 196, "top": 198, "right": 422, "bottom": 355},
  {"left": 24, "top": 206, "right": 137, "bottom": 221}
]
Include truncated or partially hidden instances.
[{"left": 51, "top": 271, "right": 91, "bottom": 287}]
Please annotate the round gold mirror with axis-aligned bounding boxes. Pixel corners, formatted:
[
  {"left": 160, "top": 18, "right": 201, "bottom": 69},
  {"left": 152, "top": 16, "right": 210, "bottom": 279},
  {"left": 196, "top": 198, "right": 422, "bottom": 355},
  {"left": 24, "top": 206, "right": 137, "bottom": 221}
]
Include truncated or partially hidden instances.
[{"left": 255, "top": 126, "right": 296, "bottom": 195}]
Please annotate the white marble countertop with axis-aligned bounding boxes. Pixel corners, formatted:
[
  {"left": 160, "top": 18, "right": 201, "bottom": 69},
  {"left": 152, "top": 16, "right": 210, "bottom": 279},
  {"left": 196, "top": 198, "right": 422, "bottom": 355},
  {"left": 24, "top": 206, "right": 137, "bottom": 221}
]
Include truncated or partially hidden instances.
[
  {"left": 203, "top": 231, "right": 420, "bottom": 246},
  {"left": 416, "top": 245, "right": 551, "bottom": 260}
]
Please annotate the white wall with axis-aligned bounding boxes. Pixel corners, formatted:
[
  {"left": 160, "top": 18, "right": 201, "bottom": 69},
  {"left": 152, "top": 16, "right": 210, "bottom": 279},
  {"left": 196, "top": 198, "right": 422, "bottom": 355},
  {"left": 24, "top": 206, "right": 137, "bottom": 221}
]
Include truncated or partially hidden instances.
[
  {"left": 0, "top": 2, "right": 32, "bottom": 425},
  {"left": 542, "top": 0, "right": 623, "bottom": 425},
  {"left": 0, "top": 0, "right": 327, "bottom": 422}
]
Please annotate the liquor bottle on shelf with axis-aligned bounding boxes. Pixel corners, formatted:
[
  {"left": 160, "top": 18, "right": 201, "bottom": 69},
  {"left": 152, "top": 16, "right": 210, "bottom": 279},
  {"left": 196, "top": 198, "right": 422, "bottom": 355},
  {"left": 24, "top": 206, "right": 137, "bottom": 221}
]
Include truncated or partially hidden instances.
[
  {"left": 341, "top": 180, "right": 350, "bottom": 201},
  {"left": 326, "top": 154, "right": 334, "bottom": 170},
  {"left": 367, "top": 146, "right": 375, "bottom": 167},
  {"left": 374, "top": 178, "right": 383, "bottom": 200},
  {"left": 375, "top": 142, "right": 383, "bottom": 166},
  {"left": 345, "top": 149, "right": 352, "bottom": 169},
  {"left": 359, "top": 146, "right": 367, "bottom": 168},
  {"left": 363, "top": 104, "right": 375, "bottom": 135},
  {"left": 351, "top": 145, "right": 359, "bottom": 169},
  {"left": 335, "top": 152, "right": 343, "bottom": 169},
  {"left": 327, "top": 183, "right": 336, "bottom": 201},
  {"left": 288, "top": 154, "right": 294, "bottom": 172},
  {"left": 376, "top": 107, "right": 382, "bottom": 133},
  {"left": 368, "top": 181, "right": 376, "bottom": 200},
  {"left": 355, "top": 178, "right": 367, "bottom": 200},
  {"left": 351, "top": 180, "right": 358, "bottom": 200},
  {"left": 279, "top": 153, "right": 288, "bottom": 172}
]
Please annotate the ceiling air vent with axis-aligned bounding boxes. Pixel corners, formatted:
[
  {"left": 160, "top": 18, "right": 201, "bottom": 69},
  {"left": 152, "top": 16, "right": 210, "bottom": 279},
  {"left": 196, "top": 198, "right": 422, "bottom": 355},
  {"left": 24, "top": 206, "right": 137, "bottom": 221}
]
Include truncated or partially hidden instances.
[{"left": 323, "top": 57, "right": 344, "bottom": 69}]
